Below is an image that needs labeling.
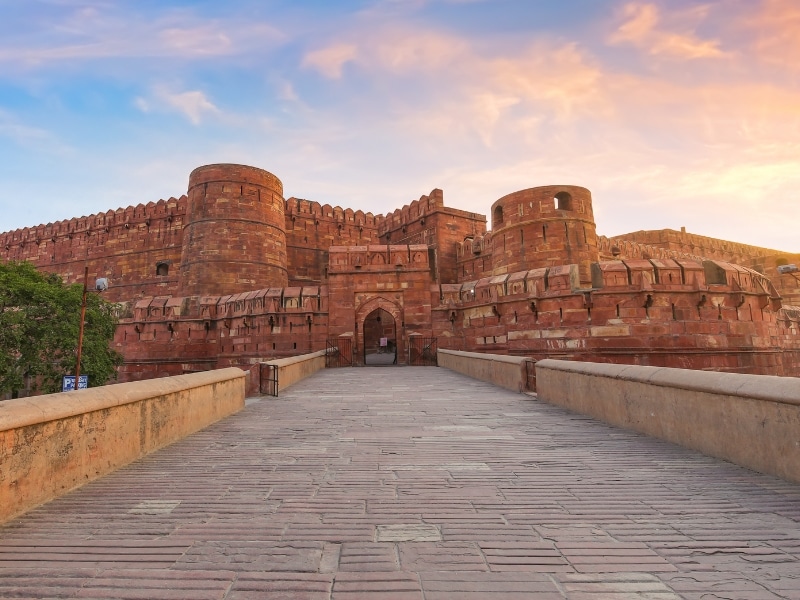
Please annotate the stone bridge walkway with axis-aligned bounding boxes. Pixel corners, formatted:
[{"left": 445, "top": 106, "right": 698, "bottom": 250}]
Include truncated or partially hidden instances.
[{"left": 1, "top": 368, "right": 799, "bottom": 599}]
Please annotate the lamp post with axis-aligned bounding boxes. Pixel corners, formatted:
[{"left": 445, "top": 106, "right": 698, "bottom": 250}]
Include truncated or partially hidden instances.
[
  {"left": 73, "top": 267, "right": 89, "bottom": 391},
  {"left": 73, "top": 266, "right": 108, "bottom": 391}
]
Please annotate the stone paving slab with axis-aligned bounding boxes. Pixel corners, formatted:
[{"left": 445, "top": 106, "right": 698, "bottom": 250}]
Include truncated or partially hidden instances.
[{"left": 1, "top": 367, "right": 800, "bottom": 598}]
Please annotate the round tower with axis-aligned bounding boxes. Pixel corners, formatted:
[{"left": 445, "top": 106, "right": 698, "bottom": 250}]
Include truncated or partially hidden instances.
[
  {"left": 179, "top": 164, "right": 288, "bottom": 297},
  {"left": 490, "top": 185, "right": 598, "bottom": 284}
]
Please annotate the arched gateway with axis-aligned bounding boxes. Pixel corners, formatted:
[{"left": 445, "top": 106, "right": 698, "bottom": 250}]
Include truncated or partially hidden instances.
[{"left": 355, "top": 296, "right": 404, "bottom": 366}]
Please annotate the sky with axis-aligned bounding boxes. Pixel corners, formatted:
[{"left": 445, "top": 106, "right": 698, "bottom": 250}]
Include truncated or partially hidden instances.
[{"left": 0, "top": 0, "right": 798, "bottom": 252}]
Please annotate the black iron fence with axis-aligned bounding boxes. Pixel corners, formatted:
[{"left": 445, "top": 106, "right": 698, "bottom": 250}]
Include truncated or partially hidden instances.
[
  {"left": 260, "top": 363, "right": 279, "bottom": 396},
  {"left": 409, "top": 337, "right": 438, "bottom": 366},
  {"left": 326, "top": 338, "right": 354, "bottom": 367},
  {"left": 524, "top": 359, "right": 537, "bottom": 392}
]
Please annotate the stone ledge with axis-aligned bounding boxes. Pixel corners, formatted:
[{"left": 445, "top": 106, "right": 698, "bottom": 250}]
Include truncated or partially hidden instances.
[
  {"left": 535, "top": 359, "right": 800, "bottom": 406},
  {"left": 265, "top": 350, "right": 327, "bottom": 393},
  {"left": 438, "top": 349, "right": 530, "bottom": 392},
  {"left": 0, "top": 367, "right": 246, "bottom": 431},
  {"left": 535, "top": 359, "right": 800, "bottom": 483},
  {"left": 0, "top": 368, "right": 246, "bottom": 524}
]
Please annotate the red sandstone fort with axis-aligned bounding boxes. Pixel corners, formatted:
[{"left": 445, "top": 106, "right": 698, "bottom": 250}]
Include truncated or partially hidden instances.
[{"left": 2, "top": 163, "right": 798, "bottom": 390}]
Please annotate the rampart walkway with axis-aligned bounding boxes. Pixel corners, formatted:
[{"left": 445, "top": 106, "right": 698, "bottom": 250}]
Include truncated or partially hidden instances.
[{"left": 2, "top": 368, "right": 799, "bottom": 599}]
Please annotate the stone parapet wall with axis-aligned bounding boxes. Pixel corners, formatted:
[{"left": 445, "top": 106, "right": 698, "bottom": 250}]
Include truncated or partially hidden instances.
[
  {"left": 264, "top": 349, "right": 327, "bottom": 393},
  {"left": 0, "top": 368, "right": 246, "bottom": 524},
  {"left": 535, "top": 359, "right": 800, "bottom": 484},
  {"left": 433, "top": 258, "right": 800, "bottom": 376},
  {"left": 437, "top": 349, "right": 530, "bottom": 393}
]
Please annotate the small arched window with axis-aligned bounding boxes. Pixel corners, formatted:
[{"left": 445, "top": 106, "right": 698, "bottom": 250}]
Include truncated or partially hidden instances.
[
  {"left": 554, "top": 191, "right": 573, "bottom": 211},
  {"left": 493, "top": 206, "right": 504, "bottom": 228},
  {"left": 156, "top": 262, "right": 169, "bottom": 276}
]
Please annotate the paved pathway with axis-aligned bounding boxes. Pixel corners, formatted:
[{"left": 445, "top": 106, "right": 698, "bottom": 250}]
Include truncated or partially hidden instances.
[{"left": 1, "top": 367, "right": 800, "bottom": 599}]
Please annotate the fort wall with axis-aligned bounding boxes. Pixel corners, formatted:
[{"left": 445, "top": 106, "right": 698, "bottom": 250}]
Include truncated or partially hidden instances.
[
  {"left": 376, "top": 189, "right": 487, "bottom": 284},
  {"left": 2, "top": 163, "right": 798, "bottom": 390},
  {"left": 284, "top": 197, "right": 382, "bottom": 285},
  {"left": 433, "top": 258, "right": 800, "bottom": 376},
  {"left": 600, "top": 232, "right": 800, "bottom": 307},
  {"left": 611, "top": 228, "right": 780, "bottom": 264},
  {"left": 112, "top": 253, "right": 800, "bottom": 388},
  {"left": 0, "top": 197, "right": 186, "bottom": 303}
]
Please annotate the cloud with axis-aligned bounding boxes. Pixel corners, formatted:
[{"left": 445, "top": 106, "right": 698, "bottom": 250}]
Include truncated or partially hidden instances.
[
  {"left": 485, "top": 43, "right": 607, "bottom": 119},
  {"left": 302, "top": 43, "right": 358, "bottom": 78},
  {"left": 365, "top": 29, "right": 468, "bottom": 73},
  {"left": 136, "top": 87, "right": 220, "bottom": 124},
  {"left": 302, "top": 27, "right": 468, "bottom": 79},
  {"left": 0, "top": 109, "right": 71, "bottom": 154},
  {"left": 0, "top": 4, "right": 285, "bottom": 67},
  {"left": 608, "top": 2, "right": 729, "bottom": 59},
  {"left": 741, "top": 0, "right": 800, "bottom": 69},
  {"left": 300, "top": 25, "right": 605, "bottom": 144}
]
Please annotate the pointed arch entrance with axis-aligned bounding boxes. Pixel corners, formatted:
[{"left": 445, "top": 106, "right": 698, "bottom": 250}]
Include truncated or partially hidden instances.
[
  {"left": 363, "top": 308, "right": 396, "bottom": 365},
  {"left": 355, "top": 296, "right": 405, "bottom": 366}
]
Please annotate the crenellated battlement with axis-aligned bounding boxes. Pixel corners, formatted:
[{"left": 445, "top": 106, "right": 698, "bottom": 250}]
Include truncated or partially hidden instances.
[
  {"left": 285, "top": 197, "right": 383, "bottom": 228},
  {"left": 456, "top": 232, "right": 494, "bottom": 259},
  {"left": 599, "top": 234, "right": 712, "bottom": 264},
  {"left": 442, "top": 258, "right": 780, "bottom": 304},
  {"left": 0, "top": 197, "right": 187, "bottom": 299},
  {"left": 126, "top": 285, "right": 324, "bottom": 325},
  {"left": 0, "top": 196, "right": 186, "bottom": 249},
  {"left": 377, "top": 189, "right": 444, "bottom": 235},
  {"left": 609, "top": 229, "right": 783, "bottom": 263}
]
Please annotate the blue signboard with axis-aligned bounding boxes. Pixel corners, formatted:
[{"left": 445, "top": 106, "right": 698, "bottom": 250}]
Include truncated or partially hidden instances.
[{"left": 62, "top": 375, "right": 88, "bottom": 392}]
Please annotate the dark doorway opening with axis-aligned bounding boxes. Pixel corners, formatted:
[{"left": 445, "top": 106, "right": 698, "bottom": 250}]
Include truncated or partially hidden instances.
[{"left": 363, "top": 308, "right": 397, "bottom": 366}]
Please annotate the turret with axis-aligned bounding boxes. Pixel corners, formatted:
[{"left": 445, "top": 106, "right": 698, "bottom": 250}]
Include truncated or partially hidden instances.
[
  {"left": 490, "top": 185, "right": 598, "bottom": 285},
  {"left": 179, "top": 164, "right": 288, "bottom": 296}
]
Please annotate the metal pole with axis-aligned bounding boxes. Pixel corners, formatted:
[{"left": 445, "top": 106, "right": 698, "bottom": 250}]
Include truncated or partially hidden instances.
[{"left": 74, "top": 266, "right": 88, "bottom": 391}]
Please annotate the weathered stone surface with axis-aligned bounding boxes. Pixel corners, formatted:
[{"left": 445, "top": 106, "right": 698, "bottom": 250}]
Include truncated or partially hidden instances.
[{"left": 1, "top": 367, "right": 799, "bottom": 597}]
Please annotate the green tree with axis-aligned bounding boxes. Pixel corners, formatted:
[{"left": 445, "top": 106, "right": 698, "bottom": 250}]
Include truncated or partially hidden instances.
[{"left": 0, "top": 260, "right": 122, "bottom": 397}]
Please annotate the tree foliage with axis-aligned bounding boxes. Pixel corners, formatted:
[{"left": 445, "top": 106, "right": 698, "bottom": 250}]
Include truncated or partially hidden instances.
[{"left": 0, "top": 261, "right": 123, "bottom": 397}]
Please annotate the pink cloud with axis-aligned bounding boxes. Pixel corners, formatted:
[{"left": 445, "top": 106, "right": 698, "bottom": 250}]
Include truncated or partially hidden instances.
[
  {"left": 302, "top": 43, "right": 358, "bottom": 78},
  {"left": 742, "top": 0, "right": 800, "bottom": 69},
  {"left": 608, "top": 2, "right": 728, "bottom": 59}
]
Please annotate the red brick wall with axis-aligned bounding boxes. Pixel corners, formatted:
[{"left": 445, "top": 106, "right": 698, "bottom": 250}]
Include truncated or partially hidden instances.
[
  {"left": 0, "top": 197, "right": 186, "bottom": 303},
  {"left": 284, "top": 198, "right": 382, "bottom": 286},
  {"left": 434, "top": 258, "right": 800, "bottom": 376},
  {"left": 376, "top": 189, "right": 487, "bottom": 284}
]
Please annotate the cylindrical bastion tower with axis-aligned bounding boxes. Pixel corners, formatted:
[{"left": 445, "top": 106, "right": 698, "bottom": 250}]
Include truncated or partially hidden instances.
[
  {"left": 490, "top": 185, "right": 599, "bottom": 284},
  {"left": 179, "top": 164, "right": 288, "bottom": 297}
]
